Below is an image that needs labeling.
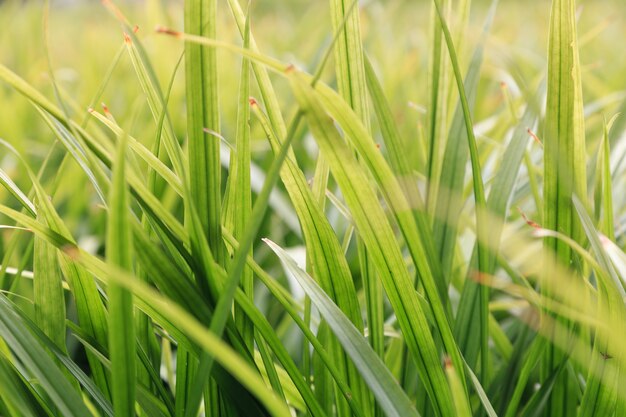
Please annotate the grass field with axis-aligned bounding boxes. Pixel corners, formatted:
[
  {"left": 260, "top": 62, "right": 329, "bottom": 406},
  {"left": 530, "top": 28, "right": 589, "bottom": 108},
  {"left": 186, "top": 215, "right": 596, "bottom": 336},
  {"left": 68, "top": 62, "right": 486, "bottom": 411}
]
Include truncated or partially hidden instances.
[{"left": 0, "top": 0, "right": 625, "bottom": 416}]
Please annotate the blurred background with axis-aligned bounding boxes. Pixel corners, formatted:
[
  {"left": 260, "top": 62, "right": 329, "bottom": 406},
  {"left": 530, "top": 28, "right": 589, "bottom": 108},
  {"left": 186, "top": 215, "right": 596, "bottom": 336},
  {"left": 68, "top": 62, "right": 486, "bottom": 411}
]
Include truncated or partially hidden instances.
[{"left": 0, "top": 0, "right": 624, "bottom": 260}]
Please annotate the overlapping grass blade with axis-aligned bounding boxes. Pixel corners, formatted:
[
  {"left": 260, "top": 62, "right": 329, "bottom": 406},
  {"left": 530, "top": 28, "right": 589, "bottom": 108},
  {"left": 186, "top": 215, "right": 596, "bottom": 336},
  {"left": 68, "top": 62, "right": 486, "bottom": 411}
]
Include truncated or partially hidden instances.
[
  {"left": 250, "top": 101, "right": 365, "bottom": 413},
  {"left": 430, "top": 0, "right": 491, "bottom": 383},
  {"left": 0, "top": 203, "right": 290, "bottom": 417},
  {"left": 0, "top": 296, "right": 92, "bottom": 417},
  {"left": 265, "top": 239, "right": 420, "bottom": 417},
  {"left": 288, "top": 69, "right": 457, "bottom": 416},
  {"left": 0, "top": 141, "right": 113, "bottom": 400}
]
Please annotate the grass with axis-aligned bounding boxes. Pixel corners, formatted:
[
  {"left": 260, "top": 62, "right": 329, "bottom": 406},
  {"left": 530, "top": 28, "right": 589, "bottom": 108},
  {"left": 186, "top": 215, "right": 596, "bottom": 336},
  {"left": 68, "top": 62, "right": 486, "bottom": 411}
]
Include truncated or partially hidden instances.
[{"left": 0, "top": 0, "right": 626, "bottom": 416}]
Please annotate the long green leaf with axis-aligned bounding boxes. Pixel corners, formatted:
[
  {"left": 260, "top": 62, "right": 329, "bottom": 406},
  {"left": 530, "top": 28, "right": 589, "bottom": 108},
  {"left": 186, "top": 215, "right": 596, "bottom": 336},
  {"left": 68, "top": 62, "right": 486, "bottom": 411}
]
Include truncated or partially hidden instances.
[
  {"left": 542, "top": 0, "right": 587, "bottom": 414},
  {"left": 107, "top": 134, "right": 136, "bottom": 417}
]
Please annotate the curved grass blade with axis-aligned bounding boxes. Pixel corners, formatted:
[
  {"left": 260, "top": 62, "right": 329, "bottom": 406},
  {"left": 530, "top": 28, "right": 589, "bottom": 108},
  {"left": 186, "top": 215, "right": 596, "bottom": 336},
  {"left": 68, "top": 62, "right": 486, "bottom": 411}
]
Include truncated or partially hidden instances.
[
  {"left": 288, "top": 70, "right": 457, "bottom": 416},
  {"left": 0, "top": 141, "right": 113, "bottom": 401},
  {"left": 0, "top": 296, "right": 92, "bottom": 417},
  {"left": 250, "top": 99, "right": 364, "bottom": 384},
  {"left": 430, "top": 0, "right": 492, "bottom": 383},
  {"left": 0, "top": 169, "right": 36, "bottom": 217},
  {"left": 265, "top": 239, "right": 421, "bottom": 417}
]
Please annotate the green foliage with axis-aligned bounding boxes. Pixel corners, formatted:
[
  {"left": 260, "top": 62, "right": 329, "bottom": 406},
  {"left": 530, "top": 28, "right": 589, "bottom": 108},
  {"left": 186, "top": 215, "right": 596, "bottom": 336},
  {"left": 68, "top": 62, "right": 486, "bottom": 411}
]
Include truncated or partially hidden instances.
[{"left": 0, "top": 0, "right": 625, "bottom": 416}]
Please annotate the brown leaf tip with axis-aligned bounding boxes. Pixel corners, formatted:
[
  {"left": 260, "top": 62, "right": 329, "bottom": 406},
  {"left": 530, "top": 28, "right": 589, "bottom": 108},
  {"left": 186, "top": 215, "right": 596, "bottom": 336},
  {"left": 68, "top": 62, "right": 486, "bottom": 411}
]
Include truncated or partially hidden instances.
[
  {"left": 601, "top": 352, "right": 613, "bottom": 360},
  {"left": 517, "top": 207, "right": 541, "bottom": 229},
  {"left": 62, "top": 244, "right": 80, "bottom": 260},
  {"left": 101, "top": 102, "right": 110, "bottom": 114},
  {"left": 249, "top": 97, "right": 258, "bottom": 107},
  {"left": 470, "top": 270, "right": 491, "bottom": 285},
  {"left": 285, "top": 64, "right": 296, "bottom": 74},
  {"left": 155, "top": 26, "right": 181, "bottom": 38},
  {"left": 123, "top": 32, "right": 132, "bottom": 44},
  {"left": 527, "top": 128, "right": 543, "bottom": 146},
  {"left": 133, "top": 25, "right": 139, "bottom": 34},
  {"left": 443, "top": 355, "right": 453, "bottom": 369}
]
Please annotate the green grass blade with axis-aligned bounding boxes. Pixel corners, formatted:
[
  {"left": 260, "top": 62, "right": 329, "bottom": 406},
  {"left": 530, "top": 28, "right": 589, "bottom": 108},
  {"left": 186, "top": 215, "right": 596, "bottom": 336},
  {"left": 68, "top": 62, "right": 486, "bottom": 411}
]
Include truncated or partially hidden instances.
[
  {"left": 0, "top": 356, "right": 42, "bottom": 417},
  {"left": 251, "top": 101, "right": 368, "bottom": 415},
  {"left": 87, "top": 109, "right": 183, "bottom": 196},
  {"left": 433, "top": 0, "right": 497, "bottom": 286},
  {"left": 455, "top": 82, "right": 541, "bottom": 368},
  {"left": 224, "top": 13, "right": 253, "bottom": 351},
  {"left": 288, "top": 70, "right": 456, "bottom": 416},
  {"left": 426, "top": 0, "right": 449, "bottom": 219},
  {"left": 595, "top": 114, "right": 618, "bottom": 239},
  {"left": 0, "top": 296, "right": 92, "bottom": 417},
  {"left": 184, "top": 0, "right": 223, "bottom": 263},
  {"left": 33, "top": 212, "right": 67, "bottom": 352},
  {"left": 329, "top": 0, "right": 369, "bottom": 123},
  {"left": 0, "top": 142, "right": 113, "bottom": 400},
  {"left": 265, "top": 239, "right": 421, "bottom": 417},
  {"left": 293, "top": 71, "right": 467, "bottom": 397},
  {"left": 83, "top": 257, "right": 290, "bottom": 417},
  {"left": 107, "top": 134, "right": 136, "bottom": 417},
  {"left": 542, "top": 0, "right": 587, "bottom": 414},
  {"left": 0, "top": 169, "right": 36, "bottom": 217},
  {"left": 431, "top": 0, "right": 491, "bottom": 383}
]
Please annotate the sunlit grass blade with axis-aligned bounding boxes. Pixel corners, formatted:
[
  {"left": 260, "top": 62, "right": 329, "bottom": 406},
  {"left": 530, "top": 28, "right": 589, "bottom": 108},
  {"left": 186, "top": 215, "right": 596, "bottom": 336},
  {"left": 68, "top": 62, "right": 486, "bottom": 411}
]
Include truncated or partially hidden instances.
[
  {"left": 426, "top": 0, "right": 449, "bottom": 219},
  {"left": 455, "top": 85, "right": 541, "bottom": 371},
  {"left": 328, "top": 2, "right": 373, "bottom": 413},
  {"left": 433, "top": 0, "right": 497, "bottom": 287},
  {"left": 573, "top": 197, "right": 623, "bottom": 417},
  {"left": 250, "top": 101, "right": 366, "bottom": 412},
  {"left": 444, "top": 357, "right": 471, "bottom": 417},
  {"left": 291, "top": 70, "right": 467, "bottom": 398},
  {"left": 430, "top": 0, "right": 491, "bottom": 384},
  {"left": 0, "top": 203, "right": 290, "bottom": 416},
  {"left": 594, "top": 114, "right": 619, "bottom": 238},
  {"left": 184, "top": 0, "right": 223, "bottom": 262},
  {"left": 87, "top": 109, "right": 183, "bottom": 196},
  {"left": 329, "top": 0, "right": 369, "bottom": 122},
  {"left": 0, "top": 296, "right": 92, "bottom": 417},
  {"left": 288, "top": 69, "right": 457, "bottom": 416}
]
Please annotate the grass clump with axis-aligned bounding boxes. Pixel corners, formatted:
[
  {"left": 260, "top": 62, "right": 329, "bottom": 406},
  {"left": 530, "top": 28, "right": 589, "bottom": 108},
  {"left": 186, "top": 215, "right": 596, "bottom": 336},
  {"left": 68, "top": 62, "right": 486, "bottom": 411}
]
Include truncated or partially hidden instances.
[{"left": 0, "top": 0, "right": 625, "bottom": 416}]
